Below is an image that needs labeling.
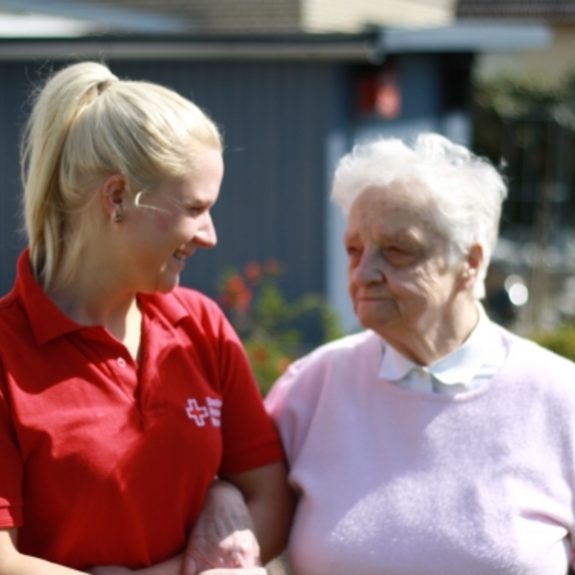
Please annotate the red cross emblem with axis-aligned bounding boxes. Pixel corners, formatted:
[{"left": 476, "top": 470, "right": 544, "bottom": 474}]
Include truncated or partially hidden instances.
[{"left": 185, "top": 399, "right": 209, "bottom": 426}]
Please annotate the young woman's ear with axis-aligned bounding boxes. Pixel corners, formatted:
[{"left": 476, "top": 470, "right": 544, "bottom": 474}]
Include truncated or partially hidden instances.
[
  {"left": 100, "top": 174, "right": 127, "bottom": 222},
  {"left": 460, "top": 244, "right": 484, "bottom": 291}
]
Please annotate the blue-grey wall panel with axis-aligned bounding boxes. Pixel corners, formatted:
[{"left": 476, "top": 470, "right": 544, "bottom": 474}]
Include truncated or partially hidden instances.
[
  {"left": 0, "top": 64, "right": 32, "bottom": 296},
  {"left": 0, "top": 59, "right": 341, "bottom": 304}
]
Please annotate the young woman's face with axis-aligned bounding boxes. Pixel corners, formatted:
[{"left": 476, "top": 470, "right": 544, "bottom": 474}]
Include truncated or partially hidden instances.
[{"left": 120, "top": 148, "right": 224, "bottom": 294}]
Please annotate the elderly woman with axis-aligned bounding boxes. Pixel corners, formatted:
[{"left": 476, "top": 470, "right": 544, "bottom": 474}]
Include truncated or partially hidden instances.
[{"left": 265, "top": 133, "right": 575, "bottom": 574}]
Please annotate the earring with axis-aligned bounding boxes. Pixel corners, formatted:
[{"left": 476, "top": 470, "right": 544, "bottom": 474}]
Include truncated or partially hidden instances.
[{"left": 113, "top": 210, "right": 123, "bottom": 223}]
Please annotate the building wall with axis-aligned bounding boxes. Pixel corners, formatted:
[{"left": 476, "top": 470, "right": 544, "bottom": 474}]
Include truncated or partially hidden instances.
[
  {"left": 302, "top": 0, "right": 457, "bottom": 32},
  {"left": 72, "top": 0, "right": 456, "bottom": 33},
  {"left": 0, "top": 63, "right": 29, "bottom": 294},
  {"left": 0, "top": 59, "right": 343, "bottom": 303},
  {"left": 476, "top": 23, "right": 575, "bottom": 84},
  {"left": 115, "top": 0, "right": 458, "bottom": 32},
  {"left": 521, "top": 23, "right": 575, "bottom": 82}
]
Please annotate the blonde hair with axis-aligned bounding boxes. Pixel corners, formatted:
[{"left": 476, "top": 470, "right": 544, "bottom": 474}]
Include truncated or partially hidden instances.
[
  {"left": 332, "top": 133, "right": 507, "bottom": 299},
  {"left": 22, "top": 61, "right": 222, "bottom": 289}
]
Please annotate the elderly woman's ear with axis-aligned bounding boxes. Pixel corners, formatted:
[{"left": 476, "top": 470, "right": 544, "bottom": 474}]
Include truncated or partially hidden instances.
[{"left": 460, "top": 244, "right": 484, "bottom": 292}]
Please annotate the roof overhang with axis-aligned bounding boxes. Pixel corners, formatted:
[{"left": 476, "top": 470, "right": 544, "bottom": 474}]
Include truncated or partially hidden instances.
[
  {"left": 0, "top": 33, "right": 383, "bottom": 61},
  {"left": 0, "top": 21, "right": 552, "bottom": 62},
  {"left": 379, "top": 20, "right": 552, "bottom": 54}
]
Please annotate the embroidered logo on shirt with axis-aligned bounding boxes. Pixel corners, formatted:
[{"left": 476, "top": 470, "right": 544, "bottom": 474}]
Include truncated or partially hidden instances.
[{"left": 185, "top": 397, "right": 222, "bottom": 427}]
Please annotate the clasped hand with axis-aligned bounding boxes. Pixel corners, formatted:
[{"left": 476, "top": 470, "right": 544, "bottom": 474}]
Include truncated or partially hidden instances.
[{"left": 89, "top": 481, "right": 265, "bottom": 575}]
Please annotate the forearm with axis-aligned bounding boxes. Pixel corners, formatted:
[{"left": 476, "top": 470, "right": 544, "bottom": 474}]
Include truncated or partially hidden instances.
[
  {"left": 1, "top": 555, "right": 88, "bottom": 575},
  {"left": 245, "top": 496, "right": 292, "bottom": 564},
  {"left": 89, "top": 554, "right": 184, "bottom": 575},
  {"left": 0, "top": 529, "right": 86, "bottom": 575},
  {"left": 132, "top": 554, "right": 182, "bottom": 575},
  {"left": 0, "top": 528, "right": 185, "bottom": 575},
  {"left": 0, "top": 554, "right": 87, "bottom": 575},
  {"left": 224, "top": 462, "right": 295, "bottom": 564}
]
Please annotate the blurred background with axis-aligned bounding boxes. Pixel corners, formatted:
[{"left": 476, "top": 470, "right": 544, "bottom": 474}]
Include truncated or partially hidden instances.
[{"left": 1, "top": 0, "right": 575, "bottom": 367}]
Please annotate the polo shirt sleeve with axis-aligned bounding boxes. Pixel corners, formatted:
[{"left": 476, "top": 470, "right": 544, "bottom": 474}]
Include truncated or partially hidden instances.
[
  {"left": 215, "top": 312, "right": 285, "bottom": 476},
  {"left": 0, "top": 369, "right": 24, "bottom": 528}
]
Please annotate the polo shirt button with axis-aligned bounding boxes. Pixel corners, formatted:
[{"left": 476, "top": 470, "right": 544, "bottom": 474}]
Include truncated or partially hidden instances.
[{"left": 117, "top": 357, "right": 127, "bottom": 368}]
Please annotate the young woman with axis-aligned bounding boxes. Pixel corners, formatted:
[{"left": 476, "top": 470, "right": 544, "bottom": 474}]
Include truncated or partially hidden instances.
[{"left": 0, "top": 61, "right": 292, "bottom": 575}]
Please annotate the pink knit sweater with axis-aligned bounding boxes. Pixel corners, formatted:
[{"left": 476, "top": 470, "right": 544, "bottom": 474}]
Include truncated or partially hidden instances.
[{"left": 266, "top": 328, "right": 575, "bottom": 575}]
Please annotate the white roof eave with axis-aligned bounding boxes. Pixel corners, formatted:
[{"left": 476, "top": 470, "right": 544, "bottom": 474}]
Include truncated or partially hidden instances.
[
  {"left": 0, "top": 13, "right": 98, "bottom": 37},
  {"left": 0, "top": 0, "right": 193, "bottom": 35},
  {"left": 379, "top": 20, "right": 553, "bottom": 54}
]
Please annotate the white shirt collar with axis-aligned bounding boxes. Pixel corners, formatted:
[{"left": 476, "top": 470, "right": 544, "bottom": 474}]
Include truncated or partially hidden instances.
[{"left": 379, "top": 306, "right": 504, "bottom": 388}]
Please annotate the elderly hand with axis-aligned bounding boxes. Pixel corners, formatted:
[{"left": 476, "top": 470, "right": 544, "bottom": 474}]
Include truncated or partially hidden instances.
[
  {"left": 199, "top": 570, "right": 266, "bottom": 575},
  {"left": 183, "top": 480, "right": 262, "bottom": 575},
  {"left": 88, "top": 567, "right": 132, "bottom": 575}
]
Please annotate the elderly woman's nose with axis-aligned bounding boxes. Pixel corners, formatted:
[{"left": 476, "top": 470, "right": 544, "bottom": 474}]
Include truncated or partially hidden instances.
[{"left": 352, "top": 248, "right": 383, "bottom": 284}]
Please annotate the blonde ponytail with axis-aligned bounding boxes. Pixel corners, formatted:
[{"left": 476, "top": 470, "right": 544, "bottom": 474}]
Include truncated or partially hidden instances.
[{"left": 21, "top": 61, "right": 222, "bottom": 289}]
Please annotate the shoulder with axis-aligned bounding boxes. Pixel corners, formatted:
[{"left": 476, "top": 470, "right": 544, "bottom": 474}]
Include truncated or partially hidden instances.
[
  {"left": 0, "top": 289, "right": 18, "bottom": 312},
  {"left": 266, "top": 330, "right": 378, "bottom": 410},
  {"left": 284, "top": 330, "right": 377, "bottom": 383},
  {"left": 501, "top": 326, "right": 575, "bottom": 374},
  {"left": 496, "top": 326, "right": 575, "bottom": 408},
  {"left": 0, "top": 290, "right": 22, "bottom": 327},
  {"left": 168, "top": 286, "right": 223, "bottom": 315},
  {"left": 265, "top": 330, "right": 380, "bottom": 462},
  {"left": 297, "top": 329, "right": 378, "bottom": 366},
  {"left": 145, "top": 286, "right": 227, "bottom": 329},
  {"left": 0, "top": 287, "right": 30, "bottom": 349}
]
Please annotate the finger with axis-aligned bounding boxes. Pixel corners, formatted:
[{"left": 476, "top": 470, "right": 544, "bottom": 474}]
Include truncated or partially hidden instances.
[
  {"left": 182, "top": 554, "right": 199, "bottom": 575},
  {"left": 199, "top": 569, "right": 267, "bottom": 575}
]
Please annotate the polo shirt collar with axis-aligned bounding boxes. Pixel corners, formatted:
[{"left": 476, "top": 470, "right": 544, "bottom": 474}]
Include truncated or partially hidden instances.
[
  {"left": 139, "top": 290, "right": 189, "bottom": 326},
  {"left": 379, "top": 306, "right": 497, "bottom": 387},
  {"left": 16, "top": 249, "right": 82, "bottom": 345},
  {"left": 16, "top": 250, "right": 189, "bottom": 345}
]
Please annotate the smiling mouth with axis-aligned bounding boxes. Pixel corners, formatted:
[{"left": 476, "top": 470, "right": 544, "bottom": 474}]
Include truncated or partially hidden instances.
[
  {"left": 173, "top": 250, "right": 192, "bottom": 261},
  {"left": 357, "top": 294, "right": 389, "bottom": 300}
]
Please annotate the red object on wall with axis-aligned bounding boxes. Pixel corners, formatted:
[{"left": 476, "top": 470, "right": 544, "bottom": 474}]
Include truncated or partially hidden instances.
[{"left": 356, "top": 60, "right": 401, "bottom": 119}]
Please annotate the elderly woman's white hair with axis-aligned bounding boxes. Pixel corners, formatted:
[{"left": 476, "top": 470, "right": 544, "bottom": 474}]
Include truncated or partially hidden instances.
[{"left": 331, "top": 133, "right": 507, "bottom": 299}]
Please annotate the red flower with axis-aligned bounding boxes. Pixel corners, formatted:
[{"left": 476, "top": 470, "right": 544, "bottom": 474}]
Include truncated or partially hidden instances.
[
  {"left": 263, "top": 259, "right": 281, "bottom": 276},
  {"left": 244, "top": 261, "right": 261, "bottom": 283},
  {"left": 221, "top": 274, "right": 252, "bottom": 314},
  {"left": 276, "top": 357, "right": 292, "bottom": 374},
  {"left": 252, "top": 346, "right": 269, "bottom": 364}
]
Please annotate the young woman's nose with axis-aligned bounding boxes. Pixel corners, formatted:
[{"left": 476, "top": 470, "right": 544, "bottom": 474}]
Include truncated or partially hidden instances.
[{"left": 193, "top": 212, "right": 217, "bottom": 248}]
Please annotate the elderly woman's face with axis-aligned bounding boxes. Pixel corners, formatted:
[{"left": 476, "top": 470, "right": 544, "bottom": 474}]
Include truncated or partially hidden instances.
[{"left": 345, "top": 185, "right": 466, "bottom": 342}]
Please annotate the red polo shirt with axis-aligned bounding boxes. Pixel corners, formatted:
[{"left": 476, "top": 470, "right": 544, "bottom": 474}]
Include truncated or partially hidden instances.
[{"left": 0, "top": 250, "right": 284, "bottom": 570}]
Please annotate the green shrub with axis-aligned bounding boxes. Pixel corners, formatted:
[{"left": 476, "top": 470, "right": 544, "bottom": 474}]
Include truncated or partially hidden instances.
[
  {"left": 530, "top": 325, "right": 575, "bottom": 363},
  {"left": 217, "top": 260, "right": 343, "bottom": 395}
]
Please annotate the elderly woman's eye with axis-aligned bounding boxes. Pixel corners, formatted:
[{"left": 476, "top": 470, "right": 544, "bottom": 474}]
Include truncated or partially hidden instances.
[
  {"left": 385, "top": 246, "right": 414, "bottom": 266},
  {"left": 346, "top": 245, "right": 361, "bottom": 258}
]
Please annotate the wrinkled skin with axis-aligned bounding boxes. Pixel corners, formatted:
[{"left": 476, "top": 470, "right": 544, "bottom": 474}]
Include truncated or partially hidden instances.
[
  {"left": 88, "top": 482, "right": 264, "bottom": 575},
  {"left": 345, "top": 183, "right": 480, "bottom": 365},
  {"left": 183, "top": 481, "right": 262, "bottom": 573}
]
